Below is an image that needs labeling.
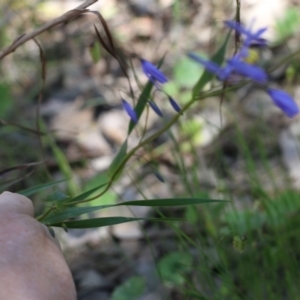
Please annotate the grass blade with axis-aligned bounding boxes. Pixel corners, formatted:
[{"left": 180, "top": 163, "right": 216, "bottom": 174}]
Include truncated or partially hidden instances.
[
  {"left": 52, "top": 217, "right": 184, "bottom": 229},
  {"left": 116, "top": 198, "right": 228, "bottom": 207},
  {"left": 128, "top": 56, "right": 166, "bottom": 134},
  {"left": 43, "top": 197, "right": 227, "bottom": 225},
  {"left": 18, "top": 178, "right": 67, "bottom": 197},
  {"left": 108, "top": 139, "right": 128, "bottom": 180},
  {"left": 43, "top": 205, "right": 114, "bottom": 225}
]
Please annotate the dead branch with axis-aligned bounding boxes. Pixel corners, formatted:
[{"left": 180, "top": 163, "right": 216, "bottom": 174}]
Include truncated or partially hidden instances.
[{"left": 0, "top": 0, "right": 98, "bottom": 61}]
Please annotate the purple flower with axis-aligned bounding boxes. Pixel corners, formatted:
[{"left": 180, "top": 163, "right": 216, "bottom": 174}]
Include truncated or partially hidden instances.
[
  {"left": 187, "top": 52, "right": 267, "bottom": 83},
  {"left": 224, "top": 20, "right": 267, "bottom": 47},
  {"left": 267, "top": 89, "right": 299, "bottom": 118},
  {"left": 122, "top": 99, "right": 138, "bottom": 123},
  {"left": 187, "top": 53, "right": 222, "bottom": 74},
  {"left": 168, "top": 96, "right": 181, "bottom": 113},
  {"left": 148, "top": 101, "right": 164, "bottom": 117},
  {"left": 218, "top": 65, "right": 234, "bottom": 81},
  {"left": 187, "top": 53, "right": 233, "bottom": 80},
  {"left": 227, "top": 57, "right": 267, "bottom": 83},
  {"left": 141, "top": 59, "right": 168, "bottom": 85},
  {"left": 249, "top": 38, "right": 267, "bottom": 48}
]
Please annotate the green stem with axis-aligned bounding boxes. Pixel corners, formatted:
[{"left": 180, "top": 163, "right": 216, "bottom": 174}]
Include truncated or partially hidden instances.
[{"left": 36, "top": 207, "right": 55, "bottom": 221}]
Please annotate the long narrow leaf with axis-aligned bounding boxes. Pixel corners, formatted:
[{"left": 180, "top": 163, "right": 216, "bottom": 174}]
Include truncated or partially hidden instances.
[
  {"left": 43, "top": 205, "right": 114, "bottom": 225},
  {"left": 116, "top": 198, "right": 228, "bottom": 207},
  {"left": 52, "top": 217, "right": 184, "bottom": 229},
  {"left": 128, "top": 56, "right": 166, "bottom": 134},
  {"left": 92, "top": 11, "right": 116, "bottom": 54},
  {"left": 43, "top": 198, "right": 227, "bottom": 225},
  {"left": 18, "top": 178, "right": 67, "bottom": 197},
  {"left": 108, "top": 139, "right": 128, "bottom": 180},
  {"left": 128, "top": 81, "right": 153, "bottom": 134}
]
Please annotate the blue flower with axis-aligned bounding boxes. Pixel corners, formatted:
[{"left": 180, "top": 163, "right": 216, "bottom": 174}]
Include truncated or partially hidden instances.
[
  {"left": 148, "top": 101, "right": 164, "bottom": 117},
  {"left": 188, "top": 21, "right": 299, "bottom": 118},
  {"left": 227, "top": 57, "right": 267, "bottom": 83},
  {"left": 141, "top": 59, "right": 168, "bottom": 85},
  {"left": 168, "top": 96, "right": 181, "bottom": 113},
  {"left": 122, "top": 99, "right": 138, "bottom": 123},
  {"left": 187, "top": 53, "right": 222, "bottom": 74},
  {"left": 267, "top": 89, "right": 299, "bottom": 118},
  {"left": 187, "top": 53, "right": 232, "bottom": 80},
  {"left": 249, "top": 37, "right": 267, "bottom": 48},
  {"left": 187, "top": 52, "right": 267, "bottom": 83},
  {"left": 224, "top": 20, "right": 267, "bottom": 47}
]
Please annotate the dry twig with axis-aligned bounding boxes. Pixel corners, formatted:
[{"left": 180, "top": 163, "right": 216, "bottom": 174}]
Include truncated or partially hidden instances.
[{"left": 0, "top": 0, "right": 98, "bottom": 61}]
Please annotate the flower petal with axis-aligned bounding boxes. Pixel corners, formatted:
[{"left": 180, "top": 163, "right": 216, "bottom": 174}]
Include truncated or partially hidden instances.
[
  {"left": 188, "top": 53, "right": 233, "bottom": 80},
  {"left": 227, "top": 57, "right": 267, "bottom": 83},
  {"left": 168, "top": 96, "right": 181, "bottom": 113},
  {"left": 148, "top": 101, "right": 164, "bottom": 117},
  {"left": 141, "top": 59, "right": 168, "bottom": 84},
  {"left": 224, "top": 20, "right": 249, "bottom": 36},
  {"left": 122, "top": 99, "right": 138, "bottom": 123},
  {"left": 217, "top": 65, "right": 234, "bottom": 81},
  {"left": 267, "top": 89, "right": 299, "bottom": 118},
  {"left": 187, "top": 53, "right": 221, "bottom": 74},
  {"left": 249, "top": 37, "right": 267, "bottom": 48},
  {"left": 224, "top": 20, "right": 267, "bottom": 47}
]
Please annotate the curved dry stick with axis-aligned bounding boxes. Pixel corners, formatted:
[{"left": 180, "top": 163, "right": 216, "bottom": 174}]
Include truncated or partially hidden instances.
[{"left": 0, "top": 0, "right": 98, "bottom": 60}]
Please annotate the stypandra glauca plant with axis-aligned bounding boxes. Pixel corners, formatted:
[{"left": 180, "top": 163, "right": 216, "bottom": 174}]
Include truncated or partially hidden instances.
[{"left": 6, "top": 8, "right": 299, "bottom": 231}]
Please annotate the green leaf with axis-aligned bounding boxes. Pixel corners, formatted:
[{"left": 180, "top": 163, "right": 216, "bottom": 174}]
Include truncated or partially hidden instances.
[
  {"left": 128, "top": 56, "right": 165, "bottom": 134},
  {"left": 51, "top": 217, "right": 183, "bottom": 228},
  {"left": 43, "top": 198, "right": 226, "bottom": 225},
  {"left": 18, "top": 179, "right": 67, "bottom": 197},
  {"left": 43, "top": 205, "right": 113, "bottom": 225},
  {"left": 128, "top": 81, "right": 153, "bottom": 134},
  {"left": 112, "top": 276, "right": 145, "bottom": 300},
  {"left": 192, "top": 32, "right": 230, "bottom": 98},
  {"left": 108, "top": 140, "right": 128, "bottom": 181},
  {"left": 116, "top": 198, "right": 228, "bottom": 207}
]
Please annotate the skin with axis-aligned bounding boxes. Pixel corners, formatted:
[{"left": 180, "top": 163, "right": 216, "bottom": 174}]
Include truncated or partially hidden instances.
[{"left": 0, "top": 192, "right": 76, "bottom": 300}]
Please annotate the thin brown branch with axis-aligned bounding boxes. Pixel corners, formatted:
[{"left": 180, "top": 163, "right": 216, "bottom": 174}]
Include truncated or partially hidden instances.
[
  {"left": 0, "top": 0, "right": 98, "bottom": 61},
  {"left": 0, "top": 162, "right": 45, "bottom": 178},
  {"left": 0, "top": 119, "right": 46, "bottom": 135},
  {"left": 234, "top": 0, "right": 241, "bottom": 54}
]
